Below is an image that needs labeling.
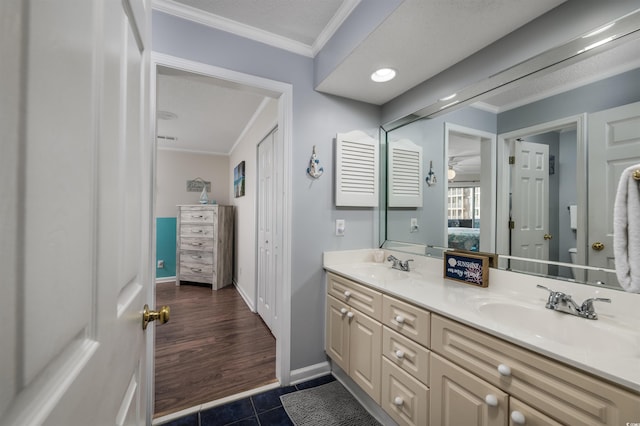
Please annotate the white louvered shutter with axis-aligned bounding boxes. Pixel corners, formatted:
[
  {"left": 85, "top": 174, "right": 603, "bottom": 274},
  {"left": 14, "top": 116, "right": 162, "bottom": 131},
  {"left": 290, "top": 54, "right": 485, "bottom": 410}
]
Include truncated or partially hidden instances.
[
  {"left": 335, "top": 130, "right": 379, "bottom": 207},
  {"left": 388, "top": 139, "right": 423, "bottom": 207}
]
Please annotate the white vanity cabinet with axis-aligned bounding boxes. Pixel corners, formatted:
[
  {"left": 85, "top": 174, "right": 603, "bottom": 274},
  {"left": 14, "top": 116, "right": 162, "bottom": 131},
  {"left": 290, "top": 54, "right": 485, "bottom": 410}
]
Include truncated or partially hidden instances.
[
  {"left": 325, "top": 273, "right": 382, "bottom": 403},
  {"left": 431, "top": 314, "right": 640, "bottom": 426},
  {"left": 176, "top": 205, "right": 233, "bottom": 289}
]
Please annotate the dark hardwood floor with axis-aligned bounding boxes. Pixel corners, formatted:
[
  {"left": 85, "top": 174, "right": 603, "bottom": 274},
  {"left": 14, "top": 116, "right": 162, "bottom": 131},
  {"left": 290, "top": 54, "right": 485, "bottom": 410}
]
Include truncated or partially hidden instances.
[{"left": 154, "top": 282, "right": 277, "bottom": 418}]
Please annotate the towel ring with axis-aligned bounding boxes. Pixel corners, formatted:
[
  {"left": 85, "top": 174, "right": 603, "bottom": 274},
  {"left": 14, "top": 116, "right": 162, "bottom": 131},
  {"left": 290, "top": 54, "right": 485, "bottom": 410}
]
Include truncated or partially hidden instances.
[{"left": 633, "top": 169, "right": 640, "bottom": 181}]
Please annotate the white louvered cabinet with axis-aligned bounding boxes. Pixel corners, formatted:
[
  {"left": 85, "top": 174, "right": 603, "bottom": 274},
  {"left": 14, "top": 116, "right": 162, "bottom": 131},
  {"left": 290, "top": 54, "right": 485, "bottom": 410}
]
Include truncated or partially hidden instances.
[
  {"left": 388, "top": 139, "right": 423, "bottom": 207},
  {"left": 335, "top": 130, "right": 379, "bottom": 207},
  {"left": 176, "top": 205, "right": 233, "bottom": 290}
]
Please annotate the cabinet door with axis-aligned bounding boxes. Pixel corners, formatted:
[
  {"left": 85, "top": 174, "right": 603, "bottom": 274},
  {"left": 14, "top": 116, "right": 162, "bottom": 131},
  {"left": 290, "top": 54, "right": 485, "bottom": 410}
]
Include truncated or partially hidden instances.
[
  {"left": 325, "top": 295, "right": 350, "bottom": 372},
  {"left": 350, "top": 308, "right": 382, "bottom": 403},
  {"left": 509, "top": 398, "right": 562, "bottom": 426},
  {"left": 431, "top": 353, "right": 508, "bottom": 426},
  {"left": 382, "top": 357, "right": 429, "bottom": 426}
]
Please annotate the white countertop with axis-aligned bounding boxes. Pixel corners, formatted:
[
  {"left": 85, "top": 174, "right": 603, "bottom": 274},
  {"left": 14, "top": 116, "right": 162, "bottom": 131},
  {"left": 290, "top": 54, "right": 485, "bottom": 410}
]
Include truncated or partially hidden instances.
[{"left": 323, "top": 249, "right": 640, "bottom": 393}]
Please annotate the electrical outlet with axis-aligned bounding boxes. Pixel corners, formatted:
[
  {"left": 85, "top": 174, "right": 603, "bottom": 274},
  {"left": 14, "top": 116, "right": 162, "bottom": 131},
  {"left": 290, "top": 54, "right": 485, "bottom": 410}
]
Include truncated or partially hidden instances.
[
  {"left": 335, "top": 219, "right": 345, "bottom": 236},
  {"left": 157, "top": 260, "right": 164, "bottom": 269},
  {"left": 410, "top": 218, "right": 419, "bottom": 233}
]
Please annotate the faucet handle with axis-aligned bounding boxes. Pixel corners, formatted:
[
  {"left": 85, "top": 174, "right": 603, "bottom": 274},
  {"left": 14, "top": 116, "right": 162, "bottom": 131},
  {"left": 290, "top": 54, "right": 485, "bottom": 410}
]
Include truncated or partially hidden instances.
[
  {"left": 580, "top": 297, "right": 611, "bottom": 319},
  {"left": 536, "top": 284, "right": 553, "bottom": 293},
  {"left": 536, "top": 285, "right": 564, "bottom": 308}
]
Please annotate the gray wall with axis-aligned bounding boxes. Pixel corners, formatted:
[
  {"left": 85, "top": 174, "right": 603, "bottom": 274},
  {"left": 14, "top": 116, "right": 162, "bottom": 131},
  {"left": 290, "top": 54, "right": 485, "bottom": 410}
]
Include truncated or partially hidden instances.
[{"left": 153, "top": 11, "right": 381, "bottom": 371}]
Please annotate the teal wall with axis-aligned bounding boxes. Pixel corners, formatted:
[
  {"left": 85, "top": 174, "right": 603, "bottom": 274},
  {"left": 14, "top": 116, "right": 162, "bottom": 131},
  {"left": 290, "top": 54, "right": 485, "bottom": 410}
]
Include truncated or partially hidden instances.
[{"left": 156, "top": 217, "right": 176, "bottom": 278}]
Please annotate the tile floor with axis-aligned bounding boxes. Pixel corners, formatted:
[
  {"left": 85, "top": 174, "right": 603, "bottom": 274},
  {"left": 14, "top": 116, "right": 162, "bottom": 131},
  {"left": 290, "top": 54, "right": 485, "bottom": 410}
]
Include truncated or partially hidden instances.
[{"left": 158, "top": 374, "right": 336, "bottom": 426}]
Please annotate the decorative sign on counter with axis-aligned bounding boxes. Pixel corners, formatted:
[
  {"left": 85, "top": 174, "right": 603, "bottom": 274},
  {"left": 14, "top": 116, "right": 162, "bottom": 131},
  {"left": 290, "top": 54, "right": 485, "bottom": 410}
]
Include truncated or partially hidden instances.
[{"left": 444, "top": 252, "right": 489, "bottom": 287}]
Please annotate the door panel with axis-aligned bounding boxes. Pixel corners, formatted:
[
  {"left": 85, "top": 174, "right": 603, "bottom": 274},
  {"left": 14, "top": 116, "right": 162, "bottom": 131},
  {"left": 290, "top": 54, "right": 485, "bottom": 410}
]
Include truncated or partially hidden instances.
[
  {"left": 511, "top": 140, "right": 549, "bottom": 275},
  {"left": 258, "top": 129, "right": 276, "bottom": 333},
  {"left": 0, "top": 0, "right": 151, "bottom": 424},
  {"left": 587, "top": 101, "right": 640, "bottom": 288}
]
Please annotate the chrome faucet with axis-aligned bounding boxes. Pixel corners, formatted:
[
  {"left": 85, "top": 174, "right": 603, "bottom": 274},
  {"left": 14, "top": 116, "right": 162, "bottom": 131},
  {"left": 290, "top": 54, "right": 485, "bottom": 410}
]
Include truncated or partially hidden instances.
[
  {"left": 536, "top": 285, "right": 611, "bottom": 320},
  {"left": 387, "top": 255, "right": 413, "bottom": 272}
]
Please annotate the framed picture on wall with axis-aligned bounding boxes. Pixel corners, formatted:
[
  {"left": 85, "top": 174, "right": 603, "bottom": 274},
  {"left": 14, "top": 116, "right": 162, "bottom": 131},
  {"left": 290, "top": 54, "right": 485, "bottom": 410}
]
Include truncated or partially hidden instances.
[{"left": 234, "top": 161, "right": 245, "bottom": 198}]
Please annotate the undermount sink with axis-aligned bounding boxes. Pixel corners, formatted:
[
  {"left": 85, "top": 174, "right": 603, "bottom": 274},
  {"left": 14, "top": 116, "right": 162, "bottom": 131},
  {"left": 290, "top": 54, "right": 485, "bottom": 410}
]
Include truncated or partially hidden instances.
[
  {"left": 470, "top": 298, "right": 640, "bottom": 356},
  {"left": 348, "top": 263, "right": 413, "bottom": 282}
]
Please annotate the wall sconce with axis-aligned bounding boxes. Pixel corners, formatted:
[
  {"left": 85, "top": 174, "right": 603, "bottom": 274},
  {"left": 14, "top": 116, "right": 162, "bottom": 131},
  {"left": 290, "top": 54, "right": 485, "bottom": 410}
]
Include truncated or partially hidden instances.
[{"left": 448, "top": 166, "right": 456, "bottom": 181}]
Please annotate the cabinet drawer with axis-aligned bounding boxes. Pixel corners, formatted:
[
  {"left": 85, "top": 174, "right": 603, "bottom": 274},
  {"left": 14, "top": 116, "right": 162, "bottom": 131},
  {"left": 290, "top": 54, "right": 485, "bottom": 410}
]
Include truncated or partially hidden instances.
[
  {"left": 179, "top": 208, "right": 215, "bottom": 224},
  {"left": 179, "top": 237, "right": 214, "bottom": 251},
  {"left": 381, "top": 357, "right": 429, "bottom": 426},
  {"left": 179, "top": 271, "right": 214, "bottom": 284},
  {"left": 431, "top": 314, "right": 640, "bottom": 425},
  {"left": 327, "top": 273, "right": 382, "bottom": 321},
  {"left": 509, "top": 398, "right": 562, "bottom": 426},
  {"left": 383, "top": 295, "right": 430, "bottom": 347},
  {"left": 180, "top": 224, "right": 215, "bottom": 238},
  {"left": 382, "top": 326, "right": 429, "bottom": 386},
  {"left": 179, "top": 250, "right": 213, "bottom": 266}
]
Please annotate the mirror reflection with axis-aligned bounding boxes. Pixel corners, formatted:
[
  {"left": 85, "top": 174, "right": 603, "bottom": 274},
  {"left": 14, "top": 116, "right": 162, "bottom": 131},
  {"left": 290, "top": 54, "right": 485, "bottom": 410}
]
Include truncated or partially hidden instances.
[{"left": 382, "top": 14, "right": 640, "bottom": 292}]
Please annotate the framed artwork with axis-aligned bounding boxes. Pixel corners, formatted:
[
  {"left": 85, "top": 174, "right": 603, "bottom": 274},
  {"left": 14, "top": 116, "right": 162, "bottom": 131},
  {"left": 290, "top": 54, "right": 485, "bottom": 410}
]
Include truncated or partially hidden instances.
[{"left": 234, "top": 161, "right": 245, "bottom": 198}]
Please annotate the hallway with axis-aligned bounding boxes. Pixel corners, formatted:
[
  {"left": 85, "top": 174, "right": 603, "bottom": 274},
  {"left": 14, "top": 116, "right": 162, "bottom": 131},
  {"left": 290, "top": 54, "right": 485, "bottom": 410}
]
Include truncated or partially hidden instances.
[{"left": 154, "top": 282, "right": 277, "bottom": 418}]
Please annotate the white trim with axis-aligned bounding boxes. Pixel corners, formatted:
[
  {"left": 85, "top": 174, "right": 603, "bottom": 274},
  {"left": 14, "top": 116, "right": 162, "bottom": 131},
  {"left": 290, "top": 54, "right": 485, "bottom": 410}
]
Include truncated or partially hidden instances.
[
  {"left": 233, "top": 281, "right": 256, "bottom": 313},
  {"left": 155, "top": 276, "right": 175, "bottom": 284},
  {"left": 150, "top": 52, "right": 293, "bottom": 389},
  {"left": 229, "top": 97, "right": 271, "bottom": 155},
  {"left": 496, "top": 114, "right": 587, "bottom": 268},
  {"left": 156, "top": 146, "right": 230, "bottom": 156},
  {"left": 152, "top": 0, "right": 314, "bottom": 57},
  {"left": 288, "top": 362, "right": 332, "bottom": 385},
  {"left": 311, "top": 0, "right": 361, "bottom": 56}
]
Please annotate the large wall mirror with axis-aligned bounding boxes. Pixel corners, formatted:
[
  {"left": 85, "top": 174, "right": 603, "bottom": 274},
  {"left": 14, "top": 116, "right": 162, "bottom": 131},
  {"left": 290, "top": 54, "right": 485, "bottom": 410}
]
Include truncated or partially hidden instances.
[{"left": 380, "top": 8, "right": 640, "bottom": 292}]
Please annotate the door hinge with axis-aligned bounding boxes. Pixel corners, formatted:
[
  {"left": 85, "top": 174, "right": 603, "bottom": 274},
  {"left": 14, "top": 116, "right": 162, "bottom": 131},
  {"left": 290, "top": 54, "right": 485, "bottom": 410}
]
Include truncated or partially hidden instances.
[
  {"left": 508, "top": 220, "right": 515, "bottom": 229},
  {"left": 508, "top": 156, "right": 515, "bottom": 165}
]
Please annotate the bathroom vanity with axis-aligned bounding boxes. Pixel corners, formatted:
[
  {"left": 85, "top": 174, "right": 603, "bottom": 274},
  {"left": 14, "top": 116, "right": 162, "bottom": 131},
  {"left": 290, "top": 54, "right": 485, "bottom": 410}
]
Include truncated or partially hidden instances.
[{"left": 324, "top": 249, "right": 640, "bottom": 426}]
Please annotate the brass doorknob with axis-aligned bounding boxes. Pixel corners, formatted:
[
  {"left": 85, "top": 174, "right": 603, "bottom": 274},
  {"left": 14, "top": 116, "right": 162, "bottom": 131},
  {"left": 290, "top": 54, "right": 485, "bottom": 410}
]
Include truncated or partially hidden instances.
[
  {"left": 543, "top": 234, "right": 553, "bottom": 240},
  {"left": 592, "top": 242, "right": 605, "bottom": 251},
  {"left": 142, "top": 304, "right": 170, "bottom": 330}
]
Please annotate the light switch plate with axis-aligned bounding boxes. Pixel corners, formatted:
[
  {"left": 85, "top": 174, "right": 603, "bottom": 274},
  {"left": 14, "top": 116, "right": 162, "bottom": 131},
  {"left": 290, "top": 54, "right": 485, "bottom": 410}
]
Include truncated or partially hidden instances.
[
  {"left": 410, "top": 218, "right": 419, "bottom": 233},
  {"left": 336, "top": 219, "right": 345, "bottom": 236}
]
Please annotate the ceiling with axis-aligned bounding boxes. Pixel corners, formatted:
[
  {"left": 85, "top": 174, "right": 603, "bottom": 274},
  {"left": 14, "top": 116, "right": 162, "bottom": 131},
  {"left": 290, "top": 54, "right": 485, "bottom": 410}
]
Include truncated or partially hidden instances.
[{"left": 154, "top": 0, "right": 639, "bottom": 155}]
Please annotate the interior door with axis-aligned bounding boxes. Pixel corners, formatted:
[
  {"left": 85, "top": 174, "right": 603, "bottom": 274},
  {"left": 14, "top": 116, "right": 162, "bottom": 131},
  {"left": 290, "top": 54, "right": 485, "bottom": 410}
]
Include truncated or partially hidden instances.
[
  {"left": 587, "top": 101, "right": 640, "bottom": 287},
  {"left": 511, "top": 140, "right": 550, "bottom": 275},
  {"left": 0, "top": 0, "right": 153, "bottom": 424},
  {"left": 257, "top": 128, "right": 277, "bottom": 334}
]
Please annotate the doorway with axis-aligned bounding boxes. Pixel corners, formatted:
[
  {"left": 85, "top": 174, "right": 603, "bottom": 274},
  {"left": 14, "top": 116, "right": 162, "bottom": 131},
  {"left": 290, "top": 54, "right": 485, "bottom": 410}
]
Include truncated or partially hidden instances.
[{"left": 150, "top": 52, "right": 293, "bottom": 417}]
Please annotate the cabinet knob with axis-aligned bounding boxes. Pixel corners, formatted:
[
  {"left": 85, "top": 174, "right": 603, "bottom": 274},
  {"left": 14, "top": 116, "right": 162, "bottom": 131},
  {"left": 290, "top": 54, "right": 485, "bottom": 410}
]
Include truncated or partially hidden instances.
[
  {"left": 395, "top": 350, "right": 405, "bottom": 359},
  {"left": 497, "top": 364, "right": 511, "bottom": 376},
  {"left": 511, "top": 411, "right": 526, "bottom": 425},
  {"left": 192, "top": 229, "right": 203, "bottom": 233},
  {"left": 484, "top": 394, "right": 499, "bottom": 407},
  {"left": 393, "top": 396, "right": 404, "bottom": 406},
  {"left": 340, "top": 308, "right": 348, "bottom": 315},
  {"left": 346, "top": 311, "right": 354, "bottom": 319},
  {"left": 191, "top": 268, "right": 202, "bottom": 273},
  {"left": 395, "top": 315, "right": 405, "bottom": 324},
  {"left": 344, "top": 290, "right": 352, "bottom": 298}
]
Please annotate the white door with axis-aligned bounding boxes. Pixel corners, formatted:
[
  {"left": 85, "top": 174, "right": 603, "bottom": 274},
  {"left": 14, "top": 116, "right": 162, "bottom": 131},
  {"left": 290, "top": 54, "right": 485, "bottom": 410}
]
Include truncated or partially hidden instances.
[
  {"left": 257, "top": 128, "right": 277, "bottom": 334},
  {"left": 1, "top": 0, "right": 154, "bottom": 425},
  {"left": 511, "top": 140, "right": 550, "bottom": 275},
  {"left": 588, "top": 101, "right": 640, "bottom": 288}
]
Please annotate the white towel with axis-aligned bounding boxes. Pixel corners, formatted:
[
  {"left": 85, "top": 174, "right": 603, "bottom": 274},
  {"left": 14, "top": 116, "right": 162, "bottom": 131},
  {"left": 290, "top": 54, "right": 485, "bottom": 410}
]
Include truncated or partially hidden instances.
[{"left": 613, "top": 164, "right": 640, "bottom": 293}]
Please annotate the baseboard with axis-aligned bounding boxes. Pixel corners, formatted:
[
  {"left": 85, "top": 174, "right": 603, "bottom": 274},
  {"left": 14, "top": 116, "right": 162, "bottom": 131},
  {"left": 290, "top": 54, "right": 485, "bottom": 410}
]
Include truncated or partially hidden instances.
[
  {"left": 289, "top": 361, "right": 331, "bottom": 386},
  {"left": 233, "top": 280, "right": 256, "bottom": 313},
  {"left": 156, "top": 276, "right": 176, "bottom": 284},
  {"left": 331, "top": 362, "right": 398, "bottom": 426}
]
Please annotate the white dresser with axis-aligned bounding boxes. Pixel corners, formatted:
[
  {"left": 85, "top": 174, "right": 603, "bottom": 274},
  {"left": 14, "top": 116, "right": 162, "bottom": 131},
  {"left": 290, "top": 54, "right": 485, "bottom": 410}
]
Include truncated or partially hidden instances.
[{"left": 176, "top": 205, "right": 234, "bottom": 290}]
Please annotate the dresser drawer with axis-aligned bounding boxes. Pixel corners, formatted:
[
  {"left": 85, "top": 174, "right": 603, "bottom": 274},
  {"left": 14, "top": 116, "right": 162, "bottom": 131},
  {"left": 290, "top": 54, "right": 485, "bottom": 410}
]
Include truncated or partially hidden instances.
[
  {"left": 179, "top": 237, "right": 214, "bottom": 251},
  {"left": 381, "top": 357, "right": 429, "bottom": 426},
  {"left": 383, "top": 295, "right": 430, "bottom": 347},
  {"left": 382, "top": 326, "right": 429, "bottom": 385},
  {"left": 180, "top": 224, "right": 215, "bottom": 238},
  {"left": 431, "top": 314, "right": 640, "bottom": 425},
  {"left": 327, "top": 272, "right": 382, "bottom": 321},
  {"left": 179, "top": 208, "right": 216, "bottom": 224},
  {"left": 179, "top": 270, "right": 215, "bottom": 284},
  {"left": 179, "top": 250, "right": 213, "bottom": 267}
]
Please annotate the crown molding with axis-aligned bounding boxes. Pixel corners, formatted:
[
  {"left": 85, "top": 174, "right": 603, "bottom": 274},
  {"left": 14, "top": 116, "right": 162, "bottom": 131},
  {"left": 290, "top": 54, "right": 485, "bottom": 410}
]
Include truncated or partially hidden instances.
[
  {"left": 152, "top": 0, "right": 315, "bottom": 57},
  {"left": 311, "top": 0, "right": 361, "bottom": 56}
]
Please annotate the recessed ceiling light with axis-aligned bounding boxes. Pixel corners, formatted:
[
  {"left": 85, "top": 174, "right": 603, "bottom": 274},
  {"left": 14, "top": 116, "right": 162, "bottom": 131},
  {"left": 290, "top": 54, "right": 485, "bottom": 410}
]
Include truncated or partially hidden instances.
[
  {"left": 157, "top": 110, "right": 178, "bottom": 120},
  {"left": 439, "top": 93, "right": 457, "bottom": 101},
  {"left": 371, "top": 68, "right": 396, "bottom": 83}
]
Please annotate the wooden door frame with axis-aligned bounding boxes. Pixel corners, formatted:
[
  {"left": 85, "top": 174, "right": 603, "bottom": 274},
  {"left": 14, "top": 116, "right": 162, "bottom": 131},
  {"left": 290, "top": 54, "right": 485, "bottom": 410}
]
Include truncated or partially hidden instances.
[
  {"left": 149, "top": 52, "right": 293, "bottom": 388},
  {"left": 496, "top": 114, "right": 586, "bottom": 269}
]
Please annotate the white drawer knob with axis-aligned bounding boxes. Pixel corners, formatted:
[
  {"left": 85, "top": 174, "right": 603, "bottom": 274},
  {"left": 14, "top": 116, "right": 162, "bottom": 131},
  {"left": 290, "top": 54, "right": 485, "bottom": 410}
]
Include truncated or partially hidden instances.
[
  {"left": 511, "top": 411, "right": 526, "bottom": 424},
  {"left": 344, "top": 290, "right": 352, "bottom": 298},
  {"left": 340, "top": 308, "right": 348, "bottom": 315},
  {"left": 484, "top": 394, "right": 498, "bottom": 407},
  {"left": 393, "top": 396, "right": 404, "bottom": 406},
  {"left": 395, "top": 315, "right": 405, "bottom": 324},
  {"left": 497, "top": 364, "right": 511, "bottom": 376},
  {"left": 346, "top": 311, "right": 354, "bottom": 319},
  {"left": 395, "top": 350, "right": 405, "bottom": 359}
]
